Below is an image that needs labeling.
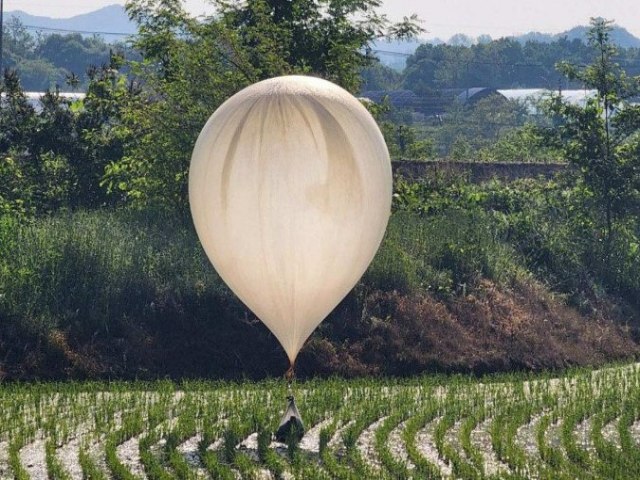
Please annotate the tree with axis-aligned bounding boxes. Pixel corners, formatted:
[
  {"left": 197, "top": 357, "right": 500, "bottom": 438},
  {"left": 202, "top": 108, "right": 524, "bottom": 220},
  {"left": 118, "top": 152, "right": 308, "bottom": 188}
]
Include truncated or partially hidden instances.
[
  {"left": 435, "top": 96, "right": 529, "bottom": 156},
  {"left": 401, "top": 34, "right": 640, "bottom": 94},
  {"left": 360, "top": 62, "right": 402, "bottom": 91},
  {"left": 35, "top": 34, "right": 112, "bottom": 83},
  {"left": 448, "top": 33, "right": 473, "bottom": 47},
  {"left": 0, "top": 70, "right": 77, "bottom": 214},
  {"left": 544, "top": 18, "right": 640, "bottom": 285},
  {"left": 103, "top": 0, "right": 422, "bottom": 208},
  {"left": 0, "top": 52, "right": 137, "bottom": 215},
  {"left": 477, "top": 124, "right": 562, "bottom": 163},
  {"left": 1, "top": 19, "right": 116, "bottom": 91},
  {"left": 403, "top": 43, "right": 444, "bottom": 95}
]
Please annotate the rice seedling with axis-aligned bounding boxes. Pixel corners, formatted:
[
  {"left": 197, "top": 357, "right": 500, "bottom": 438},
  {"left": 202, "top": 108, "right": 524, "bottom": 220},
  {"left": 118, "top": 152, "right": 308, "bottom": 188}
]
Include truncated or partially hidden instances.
[{"left": 1, "top": 364, "right": 640, "bottom": 479}]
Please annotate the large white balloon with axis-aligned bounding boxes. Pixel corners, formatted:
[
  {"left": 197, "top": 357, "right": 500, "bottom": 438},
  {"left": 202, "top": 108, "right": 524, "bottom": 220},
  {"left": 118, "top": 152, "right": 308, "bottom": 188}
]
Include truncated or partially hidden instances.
[{"left": 189, "top": 75, "right": 392, "bottom": 365}]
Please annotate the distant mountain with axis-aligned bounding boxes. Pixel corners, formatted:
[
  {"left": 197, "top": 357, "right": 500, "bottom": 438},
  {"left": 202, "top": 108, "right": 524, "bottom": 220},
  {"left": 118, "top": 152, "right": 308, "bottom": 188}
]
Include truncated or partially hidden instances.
[
  {"left": 6, "top": 4, "right": 639, "bottom": 61},
  {"left": 559, "top": 25, "right": 640, "bottom": 48},
  {"left": 5, "top": 5, "right": 136, "bottom": 40},
  {"left": 511, "top": 25, "right": 640, "bottom": 48}
]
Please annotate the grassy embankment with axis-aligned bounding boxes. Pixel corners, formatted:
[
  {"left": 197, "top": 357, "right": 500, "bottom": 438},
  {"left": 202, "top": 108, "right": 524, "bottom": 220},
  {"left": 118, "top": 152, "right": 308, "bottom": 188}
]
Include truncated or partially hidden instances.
[{"left": 1, "top": 174, "right": 637, "bottom": 380}]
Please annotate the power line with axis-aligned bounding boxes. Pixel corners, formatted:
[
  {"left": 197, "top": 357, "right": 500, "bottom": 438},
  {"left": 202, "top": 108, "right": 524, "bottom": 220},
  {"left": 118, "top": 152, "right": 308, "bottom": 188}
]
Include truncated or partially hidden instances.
[
  {"left": 9, "top": 24, "right": 640, "bottom": 69},
  {"left": 372, "top": 50, "right": 550, "bottom": 67},
  {"left": 372, "top": 50, "right": 640, "bottom": 70},
  {"left": 372, "top": 49, "right": 413, "bottom": 58},
  {"left": 20, "top": 23, "right": 136, "bottom": 38}
]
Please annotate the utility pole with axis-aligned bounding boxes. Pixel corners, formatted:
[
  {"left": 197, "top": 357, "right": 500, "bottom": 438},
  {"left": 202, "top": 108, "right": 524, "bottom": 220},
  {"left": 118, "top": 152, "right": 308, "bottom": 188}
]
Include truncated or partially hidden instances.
[{"left": 0, "top": 0, "right": 4, "bottom": 76}]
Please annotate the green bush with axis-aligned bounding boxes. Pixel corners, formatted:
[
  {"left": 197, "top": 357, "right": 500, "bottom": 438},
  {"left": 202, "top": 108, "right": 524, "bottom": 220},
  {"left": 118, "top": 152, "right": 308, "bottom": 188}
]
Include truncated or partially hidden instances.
[
  {"left": 0, "top": 204, "right": 526, "bottom": 341},
  {"left": 366, "top": 209, "right": 522, "bottom": 296},
  {"left": 393, "top": 175, "right": 640, "bottom": 309},
  {"left": 0, "top": 209, "right": 231, "bottom": 337}
]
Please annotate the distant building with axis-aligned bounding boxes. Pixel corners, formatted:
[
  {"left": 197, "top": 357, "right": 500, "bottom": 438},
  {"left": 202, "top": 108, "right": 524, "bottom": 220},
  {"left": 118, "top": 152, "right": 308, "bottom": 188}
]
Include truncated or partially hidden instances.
[
  {"left": 0, "top": 92, "right": 86, "bottom": 112},
  {"left": 456, "top": 87, "right": 504, "bottom": 107},
  {"left": 361, "top": 89, "right": 455, "bottom": 116},
  {"left": 361, "top": 87, "right": 602, "bottom": 117},
  {"left": 497, "top": 88, "right": 598, "bottom": 114},
  {"left": 362, "top": 87, "right": 506, "bottom": 115}
]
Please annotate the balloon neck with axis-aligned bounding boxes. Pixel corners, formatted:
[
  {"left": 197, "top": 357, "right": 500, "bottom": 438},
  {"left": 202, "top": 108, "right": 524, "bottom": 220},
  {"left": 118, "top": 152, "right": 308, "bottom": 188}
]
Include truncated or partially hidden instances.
[{"left": 285, "top": 363, "right": 295, "bottom": 394}]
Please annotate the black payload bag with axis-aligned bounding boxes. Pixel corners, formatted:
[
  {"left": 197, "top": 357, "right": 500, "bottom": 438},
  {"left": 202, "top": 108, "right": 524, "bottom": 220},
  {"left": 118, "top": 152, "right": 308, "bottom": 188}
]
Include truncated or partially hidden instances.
[{"left": 275, "top": 395, "right": 305, "bottom": 443}]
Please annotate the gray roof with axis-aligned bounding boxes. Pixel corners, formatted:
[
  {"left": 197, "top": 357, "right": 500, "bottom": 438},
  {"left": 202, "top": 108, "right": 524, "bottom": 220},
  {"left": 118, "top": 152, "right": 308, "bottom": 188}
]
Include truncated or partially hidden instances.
[
  {"left": 456, "top": 88, "right": 503, "bottom": 105},
  {"left": 360, "top": 90, "right": 419, "bottom": 109}
]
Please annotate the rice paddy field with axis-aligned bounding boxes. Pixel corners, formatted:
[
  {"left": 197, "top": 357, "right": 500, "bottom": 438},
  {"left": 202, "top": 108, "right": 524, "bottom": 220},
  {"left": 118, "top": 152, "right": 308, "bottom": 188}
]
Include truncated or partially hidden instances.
[{"left": 2, "top": 364, "right": 640, "bottom": 480}]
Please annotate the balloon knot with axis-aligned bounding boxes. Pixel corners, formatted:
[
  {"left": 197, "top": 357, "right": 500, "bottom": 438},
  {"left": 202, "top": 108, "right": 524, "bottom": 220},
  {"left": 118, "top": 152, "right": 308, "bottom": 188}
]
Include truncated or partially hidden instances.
[{"left": 285, "top": 364, "right": 295, "bottom": 382}]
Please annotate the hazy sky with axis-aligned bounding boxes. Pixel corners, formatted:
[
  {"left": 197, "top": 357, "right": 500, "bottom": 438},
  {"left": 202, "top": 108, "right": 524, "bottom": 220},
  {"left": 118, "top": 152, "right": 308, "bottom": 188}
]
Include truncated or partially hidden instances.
[{"left": 6, "top": 0, "right": 640, "bottom": 40}]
